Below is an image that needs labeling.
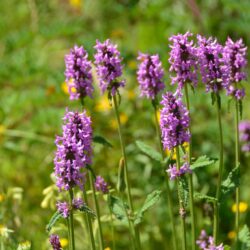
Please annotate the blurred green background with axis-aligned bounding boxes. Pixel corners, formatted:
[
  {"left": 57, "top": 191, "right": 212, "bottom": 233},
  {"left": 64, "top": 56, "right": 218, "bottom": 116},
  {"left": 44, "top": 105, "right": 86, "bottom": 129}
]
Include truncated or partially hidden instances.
[{"left": 1, "top": 0, "right": 250, "bottom": 249}]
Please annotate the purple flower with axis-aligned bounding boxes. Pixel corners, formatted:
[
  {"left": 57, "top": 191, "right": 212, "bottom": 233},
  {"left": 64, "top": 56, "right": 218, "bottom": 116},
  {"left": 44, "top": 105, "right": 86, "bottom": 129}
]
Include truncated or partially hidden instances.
[
  {"left": 57, "top": 201, "right": 70, "bottom": 218},
  {"left": 94, "top": 39, "right": 125, "bottom": 96},
  {"left": 196, "top": 230, "right": 224, "bottom": 250},
  {"left": 169, "top": 32, "right": 198, "bottom": 92},
  {"left": 222, "top": 37, "right": 247, "bottom": 99},
  {"left": 54, "top": 109, "right": 92, "bottom": 191},
  {"left": 72, "top": 197, "right": 84, "bottom": 209},
  {"left": 95, "top": 176, "right": 109, "bottom": 194},
  {"left": 166, "top": 162, "right": 192, "bottom": 180},
  {"left": 64, "top": 45, "right": 93, "bottom": 100},
  {"left": 160, "top": 92, "right": 190, "bottom": 150},
  {"left": 239, "top": 121, "right": 250, "bottom": 152},
  {"left": 137, "top": 52, "right": 165, "bottom": 99},
  {"left": 49, "top": 234, "right": 62, "bottom": 250},
  {"left": 197, "top": 35, "right": 228, "bottom": 93}
]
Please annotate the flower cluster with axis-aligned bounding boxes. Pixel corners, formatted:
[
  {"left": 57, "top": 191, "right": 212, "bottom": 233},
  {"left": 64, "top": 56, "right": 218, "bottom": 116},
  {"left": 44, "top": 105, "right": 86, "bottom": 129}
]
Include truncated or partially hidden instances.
[
  {"left": 239, "top": 121, "right": 250, "bottom": 152},
  {"left": 95, "top": 175, "right": 109, "bottom": 194},
  {"left": 49, "top": 234, "right": 62, "bottom": 250},
  {"left": 197, "top": 35, "right": 228, "bottom": 93},
  {"left": 94, "top": 39, "right": 125, "bottom": 96},
  {"left": 196, "top": 230, "right": 224, "bottom": 250},
  {"left": 222, "top": 38, "right": 247, "bottom": 100},
  {"left": 160, "top": 92, "right": 190, "bottom": 150},
  {"left": 57, "top": 198, "right": 84, "bottom": 218},
  {"left": 54, "top": 110, "right": 92, "bottom": 191},
  {"left": 166, "top": 162, "right": 192, "bottom": 180},
  {"left": 137, "top": 52, "right": 165, "bottom": 99},
  {"left": 169, "top": 32, "right": 198, "bottom": 92},
  {"left": 64, "top": 45, "right": 93, "bottom": 100}
]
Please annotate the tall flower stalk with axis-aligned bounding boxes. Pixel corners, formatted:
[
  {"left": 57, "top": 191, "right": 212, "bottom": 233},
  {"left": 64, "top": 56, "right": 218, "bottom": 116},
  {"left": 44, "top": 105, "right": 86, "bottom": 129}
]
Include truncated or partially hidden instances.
[
  {"left": 169, "top": 32, "right": 198, "bottom": 250},
  {"left": 222, "top": 37, "right": 247, "bottom": 243},
  {"left": 94, "top": 39, "right": 141, "bottom": 249},
  {"left": 137, "top": 52, "right": 177, "bottom": 250},
  {"left": 160, "top": 92, "right": 191, "bottom": 250}
]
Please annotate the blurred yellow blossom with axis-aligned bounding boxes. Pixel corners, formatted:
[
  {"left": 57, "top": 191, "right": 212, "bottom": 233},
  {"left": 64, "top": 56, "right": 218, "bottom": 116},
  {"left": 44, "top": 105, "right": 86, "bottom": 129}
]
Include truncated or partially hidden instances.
[
  {"left": 69, "top": 0, "right": 82, "bottom": 9},
  {"left": 60, "top": 238, "right": 69, "bottom": 248},
  {"left": 0, "top": 125, "right": 6, "bottom": 134},
  {"left": 110, "top": 113, "right": 128, "bottom": 129},
  {"left": 165, "top": 142, "right": 189, "bottom": 160},
  {"left": 227, "top": 230, "right": 236, "bottom": 240},
  {"left": 0, "top": 224, "right": 13, "bottom": 238},
  {"left": 95, "top": 96, "right": 112, "bottom": 112},
  {"left": 127, "top": 89, "right": 136, "bottom": 100},
  {"left": 104, "top": 248, "right": 111, "bottom": 250},
  {"left": 110, "top": 29, "right": 125, "bottom": 39},
  {"left": 128, "top": 60, "right": 137, "bottom": 70},
  {"left": 0, "top": 194, "right": 4, "bottom": 202},
  {"left": 232, "top": 202, "right": 248, "bottom": 213},
  {"left": 61, "top": 80, "right": 76, "bottom": 95},
  {"left": 17, "top": 241, "right": 31, "bottom": 250}
]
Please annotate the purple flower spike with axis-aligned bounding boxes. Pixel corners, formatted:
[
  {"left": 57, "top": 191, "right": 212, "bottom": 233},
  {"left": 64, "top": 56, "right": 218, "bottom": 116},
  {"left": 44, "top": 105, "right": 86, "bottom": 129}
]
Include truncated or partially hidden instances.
[
  {"left": 197, "top": 35, "right": 228, "bottom": 93},
  {"left": 169, "top": 32, "right": 198, "bottom": 92},
  {"left": 49, "top": 234, "right": 62, "bottom": 250},
  {"left": 64, "top": 45, "right": 94, "bottom": 100},
  {"left": 54, "top": 109, "right": 92, "bottom": 191},
  {"left": 166, "top": 164, "right": 179, "bottom": 180},
  {"left": 196, "top": 230, "right": 224, "bottom": 250},
  {"left": 239, "top": 121, "right": 250, "bottom": 152},
  {"left": 95, "top": 175, "right": 109, "bottom": 194},
  {"left": 160, "top": 92, "right": 190, "bottom": 150},
  {"left": 179, "top": 162, "right": 192, "bottom": 175},
  {"left": 137, "top": 52, "right": 165, "bottom": 99},
  {"left": 57, "top": 201, "right": 70, "bottom": 218},
  {"left": 72, "top": 197, "right": 84, "bottom": 209},
  {"left": 222, "top": 37, "right": 247, "bottom": 99},
  {"left": 94, "top": 39, "right": 125, "bottom": 96}
]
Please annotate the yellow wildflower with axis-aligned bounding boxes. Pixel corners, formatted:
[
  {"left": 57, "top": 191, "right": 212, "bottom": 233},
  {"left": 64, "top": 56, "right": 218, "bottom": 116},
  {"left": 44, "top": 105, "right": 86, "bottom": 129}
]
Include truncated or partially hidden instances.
[
  {"left": 95, "top": 96, "right": 112, "bottom": 112},
  {"left": 17, "top": 241, "right": 31, "bottom": 250},
  {"left": 227, "top": 230, "right": 236, "bottom": 240},
  {"left": 0, "top": 194, "right": 4, "bottom": 202},
  {"left": 61, "top": 80, "right": 76, "bottom": 95},
  {"left": 69, "top": 0, "right": 82, "bottom": 9},
  {"left": 165, "top": 142, "right": 189, "bottom": 160},
  {"left": 0, "top": 125, "right": 6, "bottom": 134},
  {"left": 0, "top": 224, "right": 13, "bottom": 238},
  {"left": 232, "top": 202, "right": 248, "bottom": 213},
  {"left": 104, "top": 248, "right": 111, "bottom": 250},
  {"left": 110, "top": 113, "right": 128, "bottom": 129},
  {"left": 60, "top": 238, "right": 69, "bottom": 248}
]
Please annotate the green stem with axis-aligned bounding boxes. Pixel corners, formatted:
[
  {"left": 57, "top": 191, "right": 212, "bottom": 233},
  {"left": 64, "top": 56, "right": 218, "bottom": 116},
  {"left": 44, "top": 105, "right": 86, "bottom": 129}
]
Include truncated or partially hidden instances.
[
  {"left": 184, "top": 84, "right": 196, "bottom": 250},
  {"left": 108, "top": 200, "right": 116, "bottom": 250},
  {"left": 235, "top": 98, "right": 240, "bottom": 244},
  {"left": 69, "top": 189, "right": 75, "bottom": 250},
  {"left": 176, "top": 146, "right": 187, "bottom": 250},
  {"left": 152, "top": 102, "right": 177, "bottom": 250},
  {"left": 67, "top": 218, "right": 71, "bottom": 250},
  {"left": 83, "top": 187, "right": 96, "bottom": 250},
  {"left": 89, "top": 173, "right": 105, "bottom": 250},
  {"left": 113, "top": 94, "right": 141, "bottom": 250},
  {"left": 213, "top": 94, "right": 224, "bottom": 243}
]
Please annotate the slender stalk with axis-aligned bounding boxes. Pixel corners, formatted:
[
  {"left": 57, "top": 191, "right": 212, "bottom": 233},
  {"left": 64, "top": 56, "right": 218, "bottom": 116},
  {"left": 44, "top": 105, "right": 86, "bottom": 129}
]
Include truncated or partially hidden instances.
[
  {"left": 184, "top": 84, "right": 196, "bottom": 250},
  {"left": 69, "top": 189, "right": 75, "bottom": 250},
  {"left": 213, "top": 94, "right": 224, "bottom": 243},
  {"left": 113, "top": 94, "right": 141, "bottom": 250},
  {"left": 83, "top": 188, "right": 96, "bottom": 250},
  {"left": 89, "top": 173, "right": 105, "bottom": 250},
  {"left": 176, "top": 146, "right": 187, "bottom": 250},
  {"left": 108, "top": 201, "right": 117, "bottom": 250},
  {"left": 235, "top": 98, "right": 240, "bottom": 243},
  {"left": 67, "top": 218, "right": 72, "bottom": 250},
  {"left": 152, "top": 102, "right": 177, "bottom": 250}
]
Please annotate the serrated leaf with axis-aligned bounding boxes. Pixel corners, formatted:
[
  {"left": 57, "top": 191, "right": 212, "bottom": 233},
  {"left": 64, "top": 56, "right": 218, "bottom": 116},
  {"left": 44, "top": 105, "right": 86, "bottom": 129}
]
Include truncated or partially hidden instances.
[
  {"left": 178, "top": 177, "right": 189, "bottom": 208},
  {"left": 239, "top": 225, "right": 250, "bottom": 249},
  {"left": 221, "top": 165, "right": 240, "bottom": 199},
  {"left": 93, "top": 135, "right": 113, "bottom": 148},
  {"left": 134, "top": 190, "right": 162, "bottom": 225},
  {"left": 136, "top": 141, "right": 162, "bottom": 162},
  {"left": 78, "top": 205, "right": 96, "bottom": 218},
  {"left": 108, "top": 195, "right": 128, "bottom": 222},
  {"left": 46, "top": 211, "right": 62, "bottom": 232},
  {"left": 194, "top": 193, "right": 217, "bottom": 204},
  {"left": 191, "top": 155, "right": 216, "bottom": 170}
]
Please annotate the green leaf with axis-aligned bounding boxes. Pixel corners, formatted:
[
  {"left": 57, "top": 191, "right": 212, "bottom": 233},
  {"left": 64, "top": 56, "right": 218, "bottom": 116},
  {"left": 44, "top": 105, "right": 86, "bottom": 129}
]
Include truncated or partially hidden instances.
[
  {"left": 134, "top": 190, "right": 162, "bottom": 225},
  {"left": 239, "top": 225, "right": 250, "bottom": 249},
  {"left": 136, "top": 141, "right": 162, "bottom": 162},
  {"left": 93, "top": 135, "right": 113, "bottom": 148},
  {"left": 108, "top": 195, "right": 128, "bottom": 221},
  {"left": 190, "top": 155, "right": 216, "bottom": 170},
  {"left": 78, "top": 205, "right": 96, "bottom": 218},
  {"left": 194, "top": 193, "right": 217, "bottom": 204},
  {"left": 117, "top": 157, "right": 126, "bottom": 193},
  {"left": 221, "top": 165, "right": 240, "bottom": 199},
  {"left": 46, "top": 211, "right": 62, "bottom": 232},
  {"left": 223, "top": 245, "right": 231, "bottom": 250},
  {"left": 178, "top": 177, "right": 189, "bottom": 208}
]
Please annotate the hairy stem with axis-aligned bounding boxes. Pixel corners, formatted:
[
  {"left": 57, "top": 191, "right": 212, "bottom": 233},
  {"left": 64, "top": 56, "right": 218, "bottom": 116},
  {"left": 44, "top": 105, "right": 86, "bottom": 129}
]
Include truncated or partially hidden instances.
[
  {"left": 113, "top": 94, "right": 141, "bottom": 250},
  {"left": 153, "top": 102, "right": 177, "bottom": 250},
  {"left": 184, "top": 84, "right": 196, "bottom": 250},
  {"left": 69, "top": 189, "right": 75, "bottom": 250}
]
